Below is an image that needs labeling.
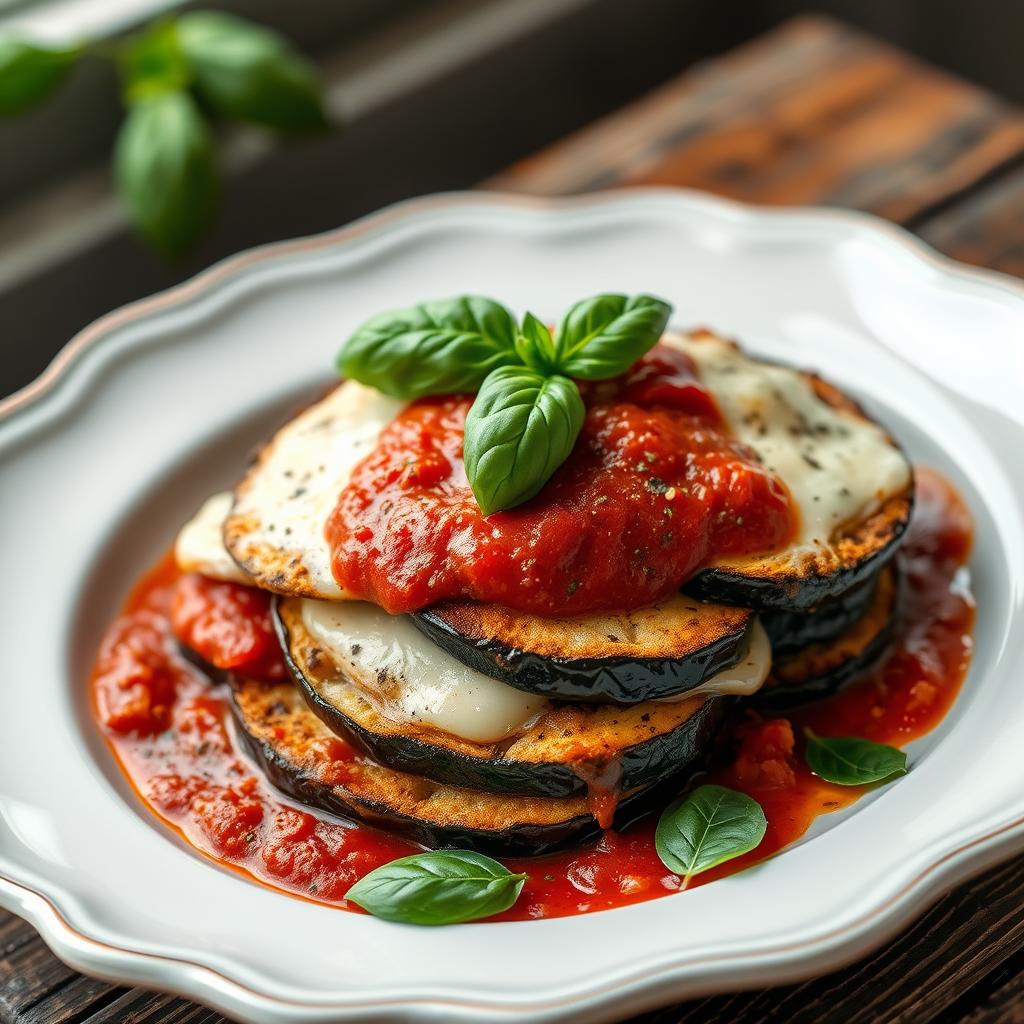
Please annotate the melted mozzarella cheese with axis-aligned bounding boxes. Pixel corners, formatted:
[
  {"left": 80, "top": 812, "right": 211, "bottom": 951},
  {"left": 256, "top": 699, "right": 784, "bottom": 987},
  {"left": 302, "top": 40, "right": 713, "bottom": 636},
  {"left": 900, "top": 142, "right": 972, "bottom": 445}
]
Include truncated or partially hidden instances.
[
  {"left": 661, "top": 619, "right": 770, "bottom": 700},
  {"left": 300, "top": 600, "right": 772, "bottom": 742},
  {"left": 175, "top": 492, "right": 252, "bottom": 583},
  {"left": 224, "top": 381, "right": 404, "bottom": 599},
  {"left": 301, "top": 599, "right": 551, "bottom": 743},
  {"left": 666, "top": 332, "right": 910, "bottom": 551}
]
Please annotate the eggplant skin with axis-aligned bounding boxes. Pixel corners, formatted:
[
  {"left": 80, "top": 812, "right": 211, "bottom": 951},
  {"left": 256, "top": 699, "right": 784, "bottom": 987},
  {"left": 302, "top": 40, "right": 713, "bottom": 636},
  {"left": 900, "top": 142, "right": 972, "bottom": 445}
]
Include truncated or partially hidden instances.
[
  {"left": 687, "top": 489, "right": 912, "bottom": 612},
  {"left": 411, "top": 597, "right": 752, "bottom": 703},
  {"left": 230, "top": 676, "right": 677, "bottom": 857},
  {"left": 687, "top": 368, "right": 914, "bottom": 613},
  {"left": 756, "top": 565, "right": 899, "bottom": 709},
  {"left": 761, "top": 572, "right": 878, "bottom": 659},
  {"left": 275, "top": 599, "right": 724, "bottom": 799}
]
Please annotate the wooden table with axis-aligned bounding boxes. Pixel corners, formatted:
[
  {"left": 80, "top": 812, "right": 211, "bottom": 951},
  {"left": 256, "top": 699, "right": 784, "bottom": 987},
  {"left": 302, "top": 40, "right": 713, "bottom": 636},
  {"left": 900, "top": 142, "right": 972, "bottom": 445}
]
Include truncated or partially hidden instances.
[{"left": 4, "top": 15, "right": 1024, "bottom": 1024}]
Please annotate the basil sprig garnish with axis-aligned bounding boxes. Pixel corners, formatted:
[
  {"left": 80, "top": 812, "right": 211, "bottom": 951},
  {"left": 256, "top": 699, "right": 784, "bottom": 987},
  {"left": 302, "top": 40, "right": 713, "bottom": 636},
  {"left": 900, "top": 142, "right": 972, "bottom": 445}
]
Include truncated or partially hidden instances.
[
  {"left": 655, "top": 784, "right": 767, "bottom": 883},
  {"left": 339, "top": 292, "right": 672, "bottom": 514},
  {"left": 804, "top": 729, "right": 907, "bottom": 786},
  {"left": 346, "top": 850, "right": 527, "bottom": 925}
]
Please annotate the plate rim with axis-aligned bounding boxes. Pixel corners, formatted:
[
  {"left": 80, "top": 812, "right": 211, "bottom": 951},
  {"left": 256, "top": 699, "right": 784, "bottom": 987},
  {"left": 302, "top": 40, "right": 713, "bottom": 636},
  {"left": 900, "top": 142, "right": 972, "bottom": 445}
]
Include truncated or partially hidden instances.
[{"left": 3, "top": 186, "right": 1024, "bottom": 1023}]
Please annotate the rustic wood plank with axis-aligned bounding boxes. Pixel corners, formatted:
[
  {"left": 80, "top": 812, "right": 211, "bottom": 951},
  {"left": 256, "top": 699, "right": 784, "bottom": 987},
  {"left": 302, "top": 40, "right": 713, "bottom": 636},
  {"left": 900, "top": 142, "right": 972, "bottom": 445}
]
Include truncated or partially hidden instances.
[
  {"left": 80, "top": 989, "right": 226, "bottom": 1023},
  {"left": 625, "top": 853, "right": 1024, "bottom": 1024},
  {"left": 18, "top": 975, "right": 125, "bottom": 1024},
  {"left": 0, "top": 932, "right": 80, "bottom": 1021},
  {"left": 959, "top": 948, "right": 1024, "bottom": 1024},
  {"left": 916, "top": 163, "right": 1024, "bottom": 278},
  {"left": 486, "top": 16, "right": 1024, "bottom": 226}
]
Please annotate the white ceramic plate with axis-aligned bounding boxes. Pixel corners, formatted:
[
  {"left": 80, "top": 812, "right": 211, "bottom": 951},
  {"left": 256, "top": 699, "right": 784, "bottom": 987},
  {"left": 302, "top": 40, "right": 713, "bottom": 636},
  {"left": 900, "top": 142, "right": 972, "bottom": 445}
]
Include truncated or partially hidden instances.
[{"left": 1, "top": 189, "right": 1023, "bottom": 1024}]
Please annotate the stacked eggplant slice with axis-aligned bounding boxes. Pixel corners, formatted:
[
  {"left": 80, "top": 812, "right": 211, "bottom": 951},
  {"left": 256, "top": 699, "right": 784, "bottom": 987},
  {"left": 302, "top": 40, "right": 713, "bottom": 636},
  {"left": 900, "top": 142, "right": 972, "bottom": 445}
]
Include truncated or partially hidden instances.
[{"left": 174, "top": 330, "right": 914, "bottom": 855}]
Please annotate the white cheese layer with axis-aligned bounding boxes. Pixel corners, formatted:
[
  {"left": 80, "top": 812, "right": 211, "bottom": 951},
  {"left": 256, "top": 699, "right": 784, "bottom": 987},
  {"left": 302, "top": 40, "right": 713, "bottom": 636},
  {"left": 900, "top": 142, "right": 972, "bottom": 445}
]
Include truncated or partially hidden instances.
[
  {"left": 666, "top": 332, "right": 910, "bottom": 552},
  {"left": 661, "top": 618, "right": 770, "bottom": 700},
  {"left": 301, "top": 599, "right": 550, "bottom": 743},
  {"left": 224, "top": 381, "right": 404, "bottom": 599},
  {"left": 300, "top": 600, "right": 771, "bottom": 743},
  {"left": 175, "top": 492, "right": 251, "bottom": 583}
]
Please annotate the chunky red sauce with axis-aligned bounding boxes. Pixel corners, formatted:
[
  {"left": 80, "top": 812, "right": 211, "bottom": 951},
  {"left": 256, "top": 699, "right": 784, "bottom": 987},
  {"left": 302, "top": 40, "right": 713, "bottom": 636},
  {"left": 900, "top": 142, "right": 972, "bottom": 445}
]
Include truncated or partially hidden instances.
[
  {"left": 92, "top": 468, "right": 972, "bottom": 920},
  {"left": 326, "top": 345, "right": 796, "bottom": 615}
]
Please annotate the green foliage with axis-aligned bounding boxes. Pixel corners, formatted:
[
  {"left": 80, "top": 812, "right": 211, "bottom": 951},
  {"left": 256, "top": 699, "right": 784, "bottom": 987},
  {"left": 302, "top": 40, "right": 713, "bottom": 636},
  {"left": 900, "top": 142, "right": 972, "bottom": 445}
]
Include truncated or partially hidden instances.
[
  {"left": 464, "top": 367, "right": 586, "bottom": 515},
  {"left": 115, "top": 91, "right": 218, "bottom": 258},
  {"left": 804, "top": 730, "right": 908, "bottom": 786},
  {"left": 0, "top": 12, "right": 328, "bottom": 257},
  {"left": 655, "top": 784, "right": 768, "bottom": 882},
  {"left": 117, "top": 20, "right": 189, "bottom": 102},
  {"left": 555, "top": 293, "right": 671, "bottom": 378},
  {"left": 0, "top": 37, "right": 79, "bottom": 115},
  {"left": 177, "top": 12, "right": 324, "bottom": 132},
  {"left": 346, "top": 850, "right": 528, "bottom": 925},
  {"left": 339, "top": 296, "right": 521, "bottom": 399}
]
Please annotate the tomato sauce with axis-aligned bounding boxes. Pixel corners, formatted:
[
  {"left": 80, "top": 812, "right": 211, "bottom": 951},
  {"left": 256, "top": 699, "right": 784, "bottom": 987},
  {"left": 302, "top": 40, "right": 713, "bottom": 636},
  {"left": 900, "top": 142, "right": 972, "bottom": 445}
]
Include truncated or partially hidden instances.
[
  {"left": 91, "top": 467, "right": 972, "bottom": 921},
  {"left": 326, "top": 345, "right": 796, "bottom": 616}
]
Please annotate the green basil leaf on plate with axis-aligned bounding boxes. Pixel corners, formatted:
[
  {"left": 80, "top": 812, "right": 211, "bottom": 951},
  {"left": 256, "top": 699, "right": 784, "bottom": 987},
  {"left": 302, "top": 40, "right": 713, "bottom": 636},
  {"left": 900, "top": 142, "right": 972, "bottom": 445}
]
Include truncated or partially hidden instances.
[
  {"left": 515, "top": 312, "right": 557, "bottom": 373},
  {"left": 114, "top": 91, "right": 218, "bottom": 258},
  {"left": 804, "top": 729, "right": 907, "bottom": 786},
  {"left": 655, "top": 784, "right": 767, "bottom": 881},
  {"left": 0, "top": 37, "right": 79, "bottom": 115},
  {"left": 464, "top": 366, "right": 585, "bottom": 516},
  {"left": 346, "top": 850, "right": 527, "bottom": 925},
  {"left": 554, "top": 293, "right": 672, "bottom": 379},
  {"left": 177, "top": 12, "right": 326, "bottom": 132},
  {"left": 339, "top": 296, "right": 521, "bottom": 399}
]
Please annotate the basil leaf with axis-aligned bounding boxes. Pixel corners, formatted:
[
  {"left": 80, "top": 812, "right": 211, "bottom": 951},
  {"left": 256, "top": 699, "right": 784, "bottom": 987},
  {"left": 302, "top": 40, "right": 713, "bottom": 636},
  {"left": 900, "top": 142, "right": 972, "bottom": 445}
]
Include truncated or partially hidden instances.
[
  {"left": 346, "top": 850, "right": 527, "bottom": 925},
  {"left": 804, "top": 729, "right": 907, "bottom": 786},
  {"left": 515, "top": 312, "right": 557, "bottom": 373},
  {"left": 464, "top": 366, "right": 584, "bottom": 516},
  {"left": 177, "top": 12, "right": 325, "bottom": 132},
  {"left": 117, "top": 20, "right": 190, "bottom": 103},
  {"left": 114, "top": 91, "right": 218, "bottom": 258},
  {"left": 554, "top": 293, "right": 672, "bottom": 379},
  {"left": 655, "top": 784, "right": 767, "bottom": 881},
  {"left": 0, "top": 37, "right": 78, "bottom": 115},
  {"left": 339, "top": 296, "right": 520, "bottom": 399}
]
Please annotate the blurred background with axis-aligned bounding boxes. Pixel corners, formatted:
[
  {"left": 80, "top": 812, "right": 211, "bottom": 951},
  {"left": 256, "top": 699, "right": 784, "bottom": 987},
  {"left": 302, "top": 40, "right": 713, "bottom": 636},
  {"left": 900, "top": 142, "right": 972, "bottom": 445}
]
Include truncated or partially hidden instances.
[{"left": 1, "top": 0, "right": 1022, "bottom": 400}]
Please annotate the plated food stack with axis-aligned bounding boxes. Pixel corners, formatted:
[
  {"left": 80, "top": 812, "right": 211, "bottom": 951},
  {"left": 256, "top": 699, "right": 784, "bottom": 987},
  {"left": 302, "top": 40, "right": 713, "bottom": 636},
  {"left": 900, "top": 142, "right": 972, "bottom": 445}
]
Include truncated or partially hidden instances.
[{"left": 172, "top": 294, "right": 913, "bottom": 858}]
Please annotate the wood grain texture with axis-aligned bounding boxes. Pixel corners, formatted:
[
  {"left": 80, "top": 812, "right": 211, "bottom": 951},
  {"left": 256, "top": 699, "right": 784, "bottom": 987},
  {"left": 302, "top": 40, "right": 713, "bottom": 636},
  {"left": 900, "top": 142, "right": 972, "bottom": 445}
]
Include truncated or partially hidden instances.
[
  {"left": 3, "top": 14, "right": 1023, "bottom": 1024},
  {"left": 917, "top": 163, "right": 1024, "bottom": 278},
  {"left": 487, "top": 16, "right": 1024, "bottom": 228}
]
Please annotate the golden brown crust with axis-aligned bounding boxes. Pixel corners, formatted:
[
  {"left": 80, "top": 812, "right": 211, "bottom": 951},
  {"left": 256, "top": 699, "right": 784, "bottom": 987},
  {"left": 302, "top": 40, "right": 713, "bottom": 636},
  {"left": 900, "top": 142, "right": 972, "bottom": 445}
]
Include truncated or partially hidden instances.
[
  {"left": 434, "top": 596, "right": 750, "bottom": 663},
  {"left": 233, "top": 677, "right": 604, "bottom": 830},
  {"left": 279, "top": 599, "right": 707, "bottom": 767}
]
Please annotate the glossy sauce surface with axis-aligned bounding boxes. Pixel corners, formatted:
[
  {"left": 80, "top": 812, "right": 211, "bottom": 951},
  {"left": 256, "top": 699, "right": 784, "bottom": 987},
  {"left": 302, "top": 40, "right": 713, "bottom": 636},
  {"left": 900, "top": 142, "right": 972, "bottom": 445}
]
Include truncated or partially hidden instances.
[
  {"left": 92, "top": 468, "right": 972, "bottom": 920},
  {"left": 326, "top": 345, "right": 796, "bottom": 616}
]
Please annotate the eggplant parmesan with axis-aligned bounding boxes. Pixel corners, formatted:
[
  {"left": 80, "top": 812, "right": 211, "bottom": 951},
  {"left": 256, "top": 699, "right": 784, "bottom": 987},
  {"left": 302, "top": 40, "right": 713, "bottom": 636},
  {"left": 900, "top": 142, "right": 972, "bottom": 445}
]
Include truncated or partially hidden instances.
[
  {"left": 90, "top": 291, "right": 973, "bottom": 927},
  {"left": 277, "top": 597, "right": 770, "bottom": 797},
  {"left": 232, "top": 675, "right": 672, "bottom": 856}
]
